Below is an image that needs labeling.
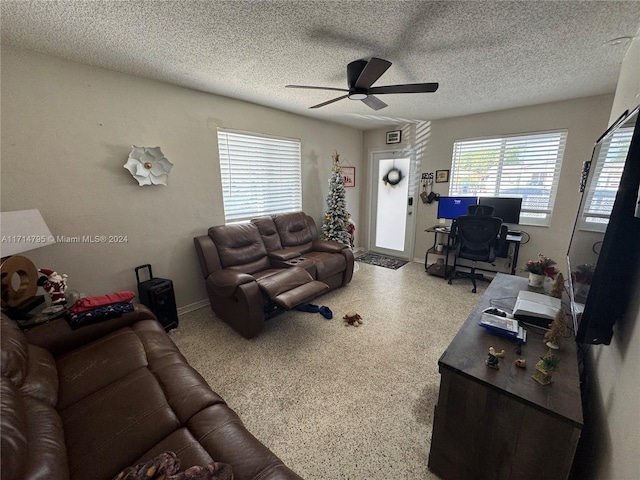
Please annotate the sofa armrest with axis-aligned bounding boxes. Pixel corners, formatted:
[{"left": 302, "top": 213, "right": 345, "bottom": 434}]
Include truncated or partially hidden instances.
[
  {"left": 208, "top": 269, "right": 255, "bottom": 297},
  {"left": 268, "top": 249, "right": 301, "bottom": 261},
  {"left": 311, "top": 239, "right": 348, "bottom": 253},
  {"left": 25, "top": 304, "right": 157, "bottom": 357}
]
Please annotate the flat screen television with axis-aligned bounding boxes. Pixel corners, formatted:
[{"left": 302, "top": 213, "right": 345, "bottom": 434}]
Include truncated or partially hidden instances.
[
  {"left": 567, "top": 104, "right": 640, "bottom": 345},
  {"left": 437, "top": 196, "right": 477, "bottom": 220},
  {"left": 477, "top": 197, "right": 522, "bottom": 224}
]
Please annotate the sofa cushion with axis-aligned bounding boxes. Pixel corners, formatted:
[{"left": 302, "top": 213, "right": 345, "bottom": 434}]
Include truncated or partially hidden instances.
[
  {"left": 61, "top": 367, "right": 180, "bottom": 480},
  {"left": 251, "top": 216, "right": 283, "bottom": 251},
  {"left": 56, "top": 327, "right": 149, "bottom": 409},
  {"left": 20, "top": 345, "right": 58, "bottom": 407},
  {"left": 1, "top": 376, "right": 69, "bottom": 480},
  {"left": 209, "top": 224, "right": 270, "bottom": 273},
  {"left": 303, "top": 251, "right": 347, "bottom": 280},
  {"left": 1, "top": 376, "right": 27, "bottom": 480},
  {"left": 273, "top": 212, "right": 313, "bottom": 252},
  {"left": 1, "top": 314, "right": 28, "bottom": 387},
  {"left": 130, "top": 322, "right": 224, "bottom": 424},
  {"left": 56, "top": 320, "right": 227, "bottom": 480},
  {"left": 22, "top": 396, "right": 69, "bottom": 480},
  {"left": 188, "top": 404, "right": 290, "bottom": 480},
  {"left": 133, "top": 428, "right": 216, "bottom": 474}
]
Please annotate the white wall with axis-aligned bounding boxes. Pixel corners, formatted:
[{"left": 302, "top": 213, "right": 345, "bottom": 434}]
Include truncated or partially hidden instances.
[
  {"left": 0, "top": 46, "right": 363, "bottom": 308},
  {"left": 578, "top": 36, "right": 640, "bottom": 480},
  {"left": 363, "top": 95, "right": 614, "bottom": 276}
]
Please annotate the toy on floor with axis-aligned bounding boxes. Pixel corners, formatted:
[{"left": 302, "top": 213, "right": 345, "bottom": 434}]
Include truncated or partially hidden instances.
[{"left": 343, "top": 311, "right": 363, "bottom": 327}]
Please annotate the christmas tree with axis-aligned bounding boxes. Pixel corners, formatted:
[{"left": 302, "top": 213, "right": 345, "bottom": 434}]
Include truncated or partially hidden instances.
[{"left": 322, "top": 152, "right": 351, "bottom": 245}]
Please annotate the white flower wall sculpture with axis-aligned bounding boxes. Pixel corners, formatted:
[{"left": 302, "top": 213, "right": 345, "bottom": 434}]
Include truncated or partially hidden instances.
[{"left": 124, "top": 146, "right": 174, "bottom": 186}]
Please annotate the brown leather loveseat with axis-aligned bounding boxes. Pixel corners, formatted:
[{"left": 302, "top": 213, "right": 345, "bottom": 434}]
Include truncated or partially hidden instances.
[
  {"left": 0, "top": 307, "right": 302, "bottom": 480},
  {"left": 194, "top": 212, "right": 354, "bottom": 338}
]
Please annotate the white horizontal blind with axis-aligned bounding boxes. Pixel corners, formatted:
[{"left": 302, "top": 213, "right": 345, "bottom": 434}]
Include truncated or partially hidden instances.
[
  {"left": 218, "top": 129, "right": 302, "bottom": 223},
  {"left": 580, "top": 126, "right": 633, "bottom": 231},
  {"left": 450, "top": 131, "right": 567, "bottom": 226}
]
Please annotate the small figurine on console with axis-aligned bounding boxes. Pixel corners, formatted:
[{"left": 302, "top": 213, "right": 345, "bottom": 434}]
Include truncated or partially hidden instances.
[
  {"left": 486, "top": 346, "right": 505, "bottom": 369},
  {"left": 37, "top": 268, "right": 68, "bottom": 304}
]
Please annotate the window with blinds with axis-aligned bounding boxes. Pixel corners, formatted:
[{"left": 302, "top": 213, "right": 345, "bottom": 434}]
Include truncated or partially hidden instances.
[
  {"left": 217, "top": 129, "right": 302, "bottom": 223},
  {"left": 449, "top": 131, "right": 568, "bottom": 226},
  {"left": 580, "top": 126, "right": 633, "bottom": 231}
]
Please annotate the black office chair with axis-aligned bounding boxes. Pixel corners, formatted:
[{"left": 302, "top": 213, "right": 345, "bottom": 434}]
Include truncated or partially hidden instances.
[
  {"left": 448, "top": 213, "right": 503, "bottom": 293},
  {"left": 467, "top": 204, "right": 495, "bottom": 216}
]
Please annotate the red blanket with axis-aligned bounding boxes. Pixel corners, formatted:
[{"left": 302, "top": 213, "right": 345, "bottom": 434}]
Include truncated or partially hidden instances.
[{"left": 70, "top": 291, "right": 135, "bottom": 313}]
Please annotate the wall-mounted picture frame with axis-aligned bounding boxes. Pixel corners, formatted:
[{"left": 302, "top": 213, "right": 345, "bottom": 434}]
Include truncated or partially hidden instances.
[
  {"left": 436, "top": 169, "right": 450, "bottom": 183},
  {"left": 342, "top": 166, "right": 356, "bottom": 187},
  {"left": 386, "top": 130, "right": 401, "bottom": 144}
]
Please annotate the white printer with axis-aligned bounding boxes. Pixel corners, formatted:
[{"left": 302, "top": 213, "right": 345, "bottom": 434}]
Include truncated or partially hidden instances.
[{"left": 512, "top": 290, "right": 561, "bottom": 329}]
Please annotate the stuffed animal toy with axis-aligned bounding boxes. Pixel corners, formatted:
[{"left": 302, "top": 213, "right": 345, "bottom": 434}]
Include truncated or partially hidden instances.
[
  {"left": 37, "top": 268, "right": 68, "bottom": 304},
  {"left": 343, "top": 311, "right": 363, "bottom": 327}
]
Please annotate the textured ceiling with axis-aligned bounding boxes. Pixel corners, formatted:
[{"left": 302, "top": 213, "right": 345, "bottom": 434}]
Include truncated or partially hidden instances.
[{"left": 2, "top": 1, "right": 639, "bottom": 130}]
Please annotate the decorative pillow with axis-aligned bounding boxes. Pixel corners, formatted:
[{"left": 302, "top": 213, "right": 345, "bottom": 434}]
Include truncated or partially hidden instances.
[
  {"left": 112, "top": 451, "right": 233, "bottom": 480},
  {"left": 70, "top": 291, "right": 135, "bottom": 313}
]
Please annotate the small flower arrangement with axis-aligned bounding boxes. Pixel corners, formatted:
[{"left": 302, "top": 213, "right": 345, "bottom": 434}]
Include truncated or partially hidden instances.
[
  {"left": 524, "top": 253, "right": 557, "bottom": 277},
  {"left": 574, "top": 263, "right": 595, "bottom": 285}
]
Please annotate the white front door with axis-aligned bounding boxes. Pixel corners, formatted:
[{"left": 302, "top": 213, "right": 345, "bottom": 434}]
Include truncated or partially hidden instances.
[{"left": 369, "top": 150, "right": 415, "bottom": 259}]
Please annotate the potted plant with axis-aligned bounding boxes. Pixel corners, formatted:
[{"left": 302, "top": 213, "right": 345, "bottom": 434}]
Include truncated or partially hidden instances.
[
  {"left": 532, "top": 350, "right": 560, "bottom": 385},
  {"left": 523, "top": 253, "right": 557, "bottom": 287}
]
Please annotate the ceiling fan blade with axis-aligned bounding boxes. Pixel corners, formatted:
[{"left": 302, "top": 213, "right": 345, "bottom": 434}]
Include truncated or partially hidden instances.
[
  {"left": 369, "top": 83, "right": 439, "bottom": 94},
  {"left": 286, "top": 85, "right": 349, "bottom": 93},
  {"left": 309, "top": 95, "right": 349, "bottom": 109},
  {"left": 353, "top": 57, "right": 392, "bottom": 89},
  {"left": 361, "top": 95, "right": 388, "bottom": 111},
  {"left": 347, "top": 60, "right": 368, "bottom": 88}
]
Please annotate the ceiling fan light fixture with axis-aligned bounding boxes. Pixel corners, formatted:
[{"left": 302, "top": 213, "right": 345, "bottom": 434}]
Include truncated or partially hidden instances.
[{"left": 289, "top": 57, "right": 439, "bottom": 110}]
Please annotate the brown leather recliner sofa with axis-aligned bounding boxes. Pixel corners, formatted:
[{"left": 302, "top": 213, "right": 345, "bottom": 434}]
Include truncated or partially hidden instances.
[
  {"left": 194, "top": 212, "right": 354, "bottom": 338},
  {"left": 0, "top": 307, "right": 302, "bottom": 480}
]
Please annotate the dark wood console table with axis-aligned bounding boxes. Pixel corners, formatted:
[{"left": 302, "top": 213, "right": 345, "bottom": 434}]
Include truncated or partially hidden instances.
[{"left": 428, "top": 273, "right": 582, "bottom": 480}]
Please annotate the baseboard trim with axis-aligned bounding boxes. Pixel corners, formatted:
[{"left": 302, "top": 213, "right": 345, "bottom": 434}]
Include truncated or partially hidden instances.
[{"left": 177, "top": 299, "right": 209, "bottom": 316}]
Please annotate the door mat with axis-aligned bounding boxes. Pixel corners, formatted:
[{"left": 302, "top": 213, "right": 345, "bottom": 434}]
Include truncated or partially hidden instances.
[{"left": 355, "top": 252, "right": 409, "bottom": 270}]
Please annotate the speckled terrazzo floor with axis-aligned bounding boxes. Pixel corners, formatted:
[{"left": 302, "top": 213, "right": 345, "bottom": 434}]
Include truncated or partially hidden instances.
[{"left": 171, "top": 260, "right": 487, "bottom": 480}]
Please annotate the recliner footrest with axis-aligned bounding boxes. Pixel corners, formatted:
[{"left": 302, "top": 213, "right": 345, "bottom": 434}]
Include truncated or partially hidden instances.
[
  {"left": 272, "top": 281, "right": 329, "bottom": 310},
  {"left": 256, "top": 267, "right": 329, "bottom": 310}
]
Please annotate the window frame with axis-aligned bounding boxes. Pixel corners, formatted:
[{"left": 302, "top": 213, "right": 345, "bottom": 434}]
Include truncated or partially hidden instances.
[
  {"left": 449, "top": 130, "right": 568, "bottom": 226},
  {"left": 578, "top": 125, "right": 633, "bottom": 232},
  {"left": 217, "top": 128, "right": 302, "bottom": 224}
]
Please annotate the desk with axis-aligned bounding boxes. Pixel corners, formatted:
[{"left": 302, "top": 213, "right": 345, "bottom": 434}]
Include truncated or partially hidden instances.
[
  {"left": 425, "top": 226, "right": 523, "bottom": 277},
  {"left": 428, "top": 273, "right": 582, "bottom": 480},
  {"left": 424, "top": 226, "right": 456, "bottom": 277}
]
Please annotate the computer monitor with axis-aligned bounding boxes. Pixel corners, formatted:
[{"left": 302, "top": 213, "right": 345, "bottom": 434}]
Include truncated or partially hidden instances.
[
  {"left": 477, "top": 197, "right": 522, "bottom": 224},
  {"left": 437, "top": 196, "right": 478, "bottom": 220}
]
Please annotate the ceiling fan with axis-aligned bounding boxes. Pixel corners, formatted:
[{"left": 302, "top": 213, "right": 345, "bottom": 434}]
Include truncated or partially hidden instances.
[{"left": 286, "top": 57, "right": 439, "bottom": 110}]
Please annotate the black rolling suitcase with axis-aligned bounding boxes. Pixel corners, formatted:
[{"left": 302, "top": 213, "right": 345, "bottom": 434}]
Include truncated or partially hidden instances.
[{"left": 135, "top": 264, "right": 178, "bottom": 332}]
